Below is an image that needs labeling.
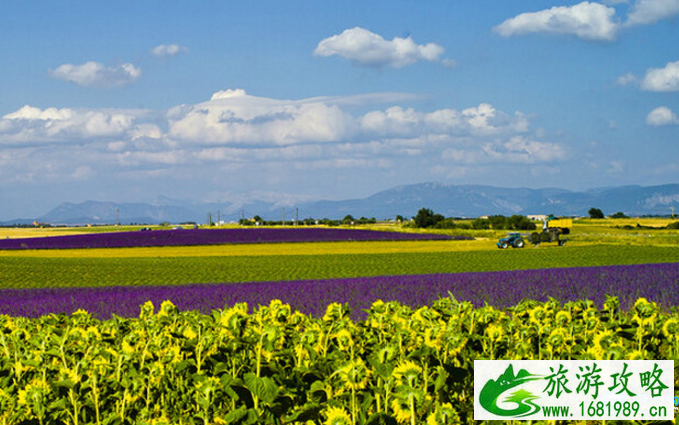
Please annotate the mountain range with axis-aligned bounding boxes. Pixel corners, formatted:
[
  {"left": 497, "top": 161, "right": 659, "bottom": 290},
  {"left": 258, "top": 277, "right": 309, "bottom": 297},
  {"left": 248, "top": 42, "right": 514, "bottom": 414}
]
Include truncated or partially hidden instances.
[{"left": 3, "top": 183, "right": 678, "bottom": 225}]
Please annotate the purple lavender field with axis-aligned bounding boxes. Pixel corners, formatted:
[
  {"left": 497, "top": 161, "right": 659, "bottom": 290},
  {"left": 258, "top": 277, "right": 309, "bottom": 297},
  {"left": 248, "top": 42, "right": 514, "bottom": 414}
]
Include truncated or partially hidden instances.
[
  {"left": 0, "top": 227, "right": 466, "bottom": 250},
  {"left": 2, "top": 263, "right": 677, "bottom": 320}
]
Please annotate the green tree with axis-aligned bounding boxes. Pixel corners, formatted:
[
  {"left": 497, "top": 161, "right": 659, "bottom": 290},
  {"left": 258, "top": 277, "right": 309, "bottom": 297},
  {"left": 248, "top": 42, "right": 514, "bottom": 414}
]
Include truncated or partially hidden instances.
[
  {"left": 413, "top": 208, "right": 436, "bottom": 228},
  {"left": 471, "top": 218, "right": 490, "bottom": 229},
  {"left": 507, "top": 215, "right": 537, "bottom": 230},
  {"left": 342, "top": 215, "right": 355, "bottom": 225},
  {"left": 588, "top": 208, "right": 605, "bottom": 219},
  {"left": 488, "top": 215, "right": 508, "bottom": 229}
]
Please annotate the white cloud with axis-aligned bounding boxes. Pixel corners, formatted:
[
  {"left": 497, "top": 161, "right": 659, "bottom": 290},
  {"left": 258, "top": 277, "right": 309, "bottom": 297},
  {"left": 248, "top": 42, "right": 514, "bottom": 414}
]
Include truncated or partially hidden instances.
[
  {"left": 151, "top": 44, "right": 189, "bottom": 57},
  {"left": 0, "top": 105, "right": 144, "bottom": 143},
  {"left": 646, "top": 106, "right": 679, "bottom": 125},
  {"left": 168, "top": 89, "right": 357, "bottom": 145},
  {"left": 0, "top": 90, "right": 565, "bottom": 186},
  {"left": 626, "top": 0, "right": 679, "bottom": 25},
  {"left": 641, "top": 60, "right": 679, "bottom": 92},
  {"left": 442, "top": 136, "right": 566, "bottom": 165},
  {"left": 49, "top": 61, "right": 141, "bottom": 87},
  {"left": 607, "top": 160, "right": 625, "bottom": 173},
  {"left": 360, "top": 103, "right": 528, "bottom": 138},
  {"left": 71, "top": 165, "right": 95, "bottom": 180},
  {"left": 314, "top": 27, "right": 450, "bottom": 68},
  {"left": 494, "top": 2, "right": 620, "bottom": 41},
  {"left": 616, "top": 72, "right": 638, "bottom": 85}
]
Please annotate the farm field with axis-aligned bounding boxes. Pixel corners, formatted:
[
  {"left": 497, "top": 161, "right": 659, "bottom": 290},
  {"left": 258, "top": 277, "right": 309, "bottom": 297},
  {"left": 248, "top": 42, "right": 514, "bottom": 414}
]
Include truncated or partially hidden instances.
[
  {"left": 1, "top": 244, "right": 678, "bottom": 290},
  {"left": 0, "top": 227, "right": 460, "bottom": 250},
  {"left": 1, "top": 221, "right": 678, "bottom": 424}
]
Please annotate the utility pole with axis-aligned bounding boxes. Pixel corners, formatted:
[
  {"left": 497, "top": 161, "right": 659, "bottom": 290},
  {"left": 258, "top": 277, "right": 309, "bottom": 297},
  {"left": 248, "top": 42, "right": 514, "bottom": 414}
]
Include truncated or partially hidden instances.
[
  {"left": 282, "top": 208, "right": 285, "bottom": 226},
  {"left": 295, "top": 208, "right": 299, "bottom": 227},
  {"left": 217, "top": 210, "right": 221, "bottom": 226},
  {"left": 207, "top": 212, "right": 211, "bottom": 227},
  {"left": 116, "top": 208, "right": 120, "bottom": 228},
  {"left": 241, "top": 209, "right": 245, "bottom": 224}
]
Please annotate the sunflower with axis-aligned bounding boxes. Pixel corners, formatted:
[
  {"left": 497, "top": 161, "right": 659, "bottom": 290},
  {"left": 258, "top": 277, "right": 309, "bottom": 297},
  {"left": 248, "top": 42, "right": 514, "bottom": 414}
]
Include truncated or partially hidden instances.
[
  {"left": 335, "top": 358, "right": 371, "bottom": 391},
  {"left": 158, "top": 300, "right": 177, "bottom": 317},
  {"left": 485, "top": 323, "right": 505, "bottom": 342},
  {"left": 626, "top": 349, "right": 649, "bottom": 360},
  {"left": 148, "top": 415, "right": 171, "bottom": 425},
  {"left": 443, "top": 333, "right": 468, "bottom": 358},
  {"left": 604, "top": 343, "right": 626, "bottom": 360},
  {"left": 529, "top": 306, "right": 548, "bottom": 328},
  {"left": 592, "top": 329, "right": 616, "bottom": 357},
  {"left": 324, "top": 406, "right": 352, "bottom": 425},
  {"left": 219, "top": 306, "right": 248, "bottom": 338},
  {"left": 323, "top": 303, "right": 349, "bottom": 323},
  {"left": 426, "top": 402, "right": 460, "bottom": 425},
  {"left": 266, "top": 299, "right": 292, "bottom": 324},
  {"left": 0, "top": 315, "right": 13, "bottom": 331},
  {"left": 17, "top": 378, "right": 50, "bottom": 407},
  {"left": 182, "top": 326, "right": 198, "bottom": 340},
  {"left": 391, "top": 387, "right": 425, "bottom": 424},
  {"left": 632, "top": 298, "right": 658, "bottom": 327},
  {"left": 333, "top": 328, "right": 354, "bottom": 351},
  {"left": 555, "top": 310, "right": 572, "bottom": 327},
  {"left": 121, "top": 339, "right": 136, "bottom": 355},
  {"left": 374, "top": 344, "right": 397, "bottom": 364},
  {"left": 424, "top": 324, "right": 445, "bottom": 350},
  {"left": 392, "top": 360, "right": 422, "bottom": 387},
  {"left": 662, "top": 318, "right": 679, "bottom": 340},
  {"left": 139, "top": 301, "right": 154, "bottom": 319},
  {"left": 547, "top": 328, "right": 570, "bottom": 353}
]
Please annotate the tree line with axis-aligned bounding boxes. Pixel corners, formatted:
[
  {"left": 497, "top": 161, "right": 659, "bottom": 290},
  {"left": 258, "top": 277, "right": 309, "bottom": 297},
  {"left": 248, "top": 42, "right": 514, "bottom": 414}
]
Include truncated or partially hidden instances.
[
  {"left": 238, "top": 214, "right": 377, "bottom": 227},
  {"left": 411, "top": 208, "right": 537, "bottom": 230}
]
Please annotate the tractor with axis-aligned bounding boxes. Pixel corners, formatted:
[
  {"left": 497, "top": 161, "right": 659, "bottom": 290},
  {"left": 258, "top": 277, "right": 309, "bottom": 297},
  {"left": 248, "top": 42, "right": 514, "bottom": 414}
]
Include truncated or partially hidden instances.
[
  {"left": 496, "top": 232, "right": 526, "bottom": 249},
  {"left": 496, "top": 216, "right": 572, "bottom": 249}
]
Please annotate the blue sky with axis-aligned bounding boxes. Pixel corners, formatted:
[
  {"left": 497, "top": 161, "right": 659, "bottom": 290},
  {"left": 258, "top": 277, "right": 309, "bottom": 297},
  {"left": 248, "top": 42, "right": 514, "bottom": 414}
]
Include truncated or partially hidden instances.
[{"left": 1, "top": 0, "right": 678, "bottom": 219}]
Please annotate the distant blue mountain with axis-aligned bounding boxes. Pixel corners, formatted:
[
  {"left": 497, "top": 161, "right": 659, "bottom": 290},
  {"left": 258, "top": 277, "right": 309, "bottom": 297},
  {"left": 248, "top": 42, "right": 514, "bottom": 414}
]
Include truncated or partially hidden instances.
[
  {"left": 298, "top": 183, "right": 679, "bottom": 219},
  {"left": 2, "top": 183, "right": 678, "bottom": 225}
]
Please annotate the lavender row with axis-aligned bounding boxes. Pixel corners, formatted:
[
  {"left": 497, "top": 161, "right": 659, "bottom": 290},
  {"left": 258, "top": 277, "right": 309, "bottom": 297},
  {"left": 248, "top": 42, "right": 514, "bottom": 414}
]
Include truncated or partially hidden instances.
[
  {"left": 0, "top": 228, "right": 466, "bottom": 250},
  {"left": 2, "top": 263, "right": 677, "bottom": 320}
]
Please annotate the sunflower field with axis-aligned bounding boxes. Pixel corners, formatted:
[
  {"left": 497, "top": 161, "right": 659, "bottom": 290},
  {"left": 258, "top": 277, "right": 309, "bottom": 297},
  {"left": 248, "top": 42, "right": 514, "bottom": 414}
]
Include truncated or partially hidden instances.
[{"left": 1, "top": 295, "right": 676, "bottom": 425}]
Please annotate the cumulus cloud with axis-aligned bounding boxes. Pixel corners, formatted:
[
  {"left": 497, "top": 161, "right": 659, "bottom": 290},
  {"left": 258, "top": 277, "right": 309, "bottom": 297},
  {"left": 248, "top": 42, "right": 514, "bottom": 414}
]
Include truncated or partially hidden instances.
[
  {"left": 442, "top": 136, "right": 566, "bottom": 165},
  {"left": 0, "top": 90, "right": 565, "bottom": 186},
  {"left": 151, "top": 44, "right": 189, "bottom": 57},
  {"left": 0, "top": 105, "right": 144, "bottom": 143},
  {"left": 49, "top": 61, "right": 142, "bottom": 87},
  {"left": 360, "top": 103, "right": 529, "bottom": 138},
  {"left": 646, "top": 106, "right": 679, "bottom": 125},
  {"left": 626, "top": 0, "right": 679, "bottom": 25},
  {"left": 168, "top": 89, "right": 356, "bottom": 145},
  {"left": 641, "top": 60, "right": 679, "bottom": 91},
  {"left": 494, "top": 2, "right": 620, "bottom": 41},
  {"left": 485, "top": 136, "right": 566, "bottom": 163},
  {"left": 314, "top": 27, "right": 450, "bottom": 68},
  {"left": 616, "top": 72, "right": 638, "bottom": 85}
]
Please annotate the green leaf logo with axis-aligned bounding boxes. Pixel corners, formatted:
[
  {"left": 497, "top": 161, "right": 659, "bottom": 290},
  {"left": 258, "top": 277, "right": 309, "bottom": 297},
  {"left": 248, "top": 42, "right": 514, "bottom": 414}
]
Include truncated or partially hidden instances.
[{"left": 479, "top": 364, "right": 543, "bottom": 418}]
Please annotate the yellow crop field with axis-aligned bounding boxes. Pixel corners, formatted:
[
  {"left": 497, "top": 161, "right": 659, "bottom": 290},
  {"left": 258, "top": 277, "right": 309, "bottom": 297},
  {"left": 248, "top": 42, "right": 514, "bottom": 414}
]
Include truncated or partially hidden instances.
[
  {"left": 0, "top": 238, "right": 502, "bottom": 258},
  {"left": 0, "top": 227, "right": 78, "bottom": 239}
]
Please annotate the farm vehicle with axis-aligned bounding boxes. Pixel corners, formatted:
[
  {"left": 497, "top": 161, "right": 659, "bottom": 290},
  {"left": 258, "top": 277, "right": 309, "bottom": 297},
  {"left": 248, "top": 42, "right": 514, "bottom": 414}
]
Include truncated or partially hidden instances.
[
  {"left": 496, "top": 217, "right": 572, "bottom": 249},
  {"left": 496, "top": 232, "right": 526, "bottom": 249}
]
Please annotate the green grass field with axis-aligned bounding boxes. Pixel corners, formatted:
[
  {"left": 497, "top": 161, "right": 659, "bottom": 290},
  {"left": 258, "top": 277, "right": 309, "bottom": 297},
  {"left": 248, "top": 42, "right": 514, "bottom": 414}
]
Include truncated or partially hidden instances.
[{"left": 1, "top": 244, "right": 678, "bottom": 289}]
